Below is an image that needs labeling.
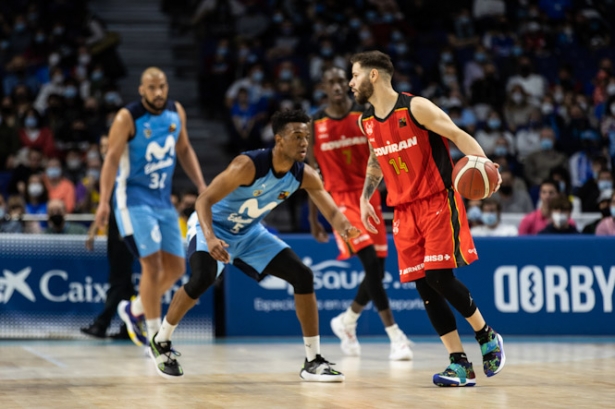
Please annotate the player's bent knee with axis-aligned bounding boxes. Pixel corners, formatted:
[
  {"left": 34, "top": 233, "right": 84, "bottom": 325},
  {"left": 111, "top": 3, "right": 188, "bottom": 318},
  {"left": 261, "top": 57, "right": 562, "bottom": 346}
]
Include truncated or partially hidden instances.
[
  {"left": 263, "top": 249, "right": 314, "bottom": 294},
  {"left": 184, "top": 251, "right": 218, "bottom": 300},
  {"left": 291, "top": 264, "right": 314, "bottom": 294}
]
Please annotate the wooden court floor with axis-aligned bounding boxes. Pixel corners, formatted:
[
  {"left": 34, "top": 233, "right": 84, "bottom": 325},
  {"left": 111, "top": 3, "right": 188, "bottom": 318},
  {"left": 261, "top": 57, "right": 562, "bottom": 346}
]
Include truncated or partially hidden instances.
[{"left": 1, "top": 337, "right": 614, "bottom": 409}]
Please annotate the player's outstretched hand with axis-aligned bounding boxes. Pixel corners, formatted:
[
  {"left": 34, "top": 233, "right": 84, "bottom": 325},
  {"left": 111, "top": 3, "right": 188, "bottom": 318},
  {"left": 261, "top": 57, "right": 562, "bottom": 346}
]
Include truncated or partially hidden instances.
[
  {"left": 360, "top": 200, "right": 379, "bottom": 234},
  {"left": 207, "top": 237, "right": 230, "bottom": 263},
  {"left": 310, "top": 220, "right": 329, "bottom": 243},
  {"left": 340, "top": 226, "right": 361, "bottom": 242}
]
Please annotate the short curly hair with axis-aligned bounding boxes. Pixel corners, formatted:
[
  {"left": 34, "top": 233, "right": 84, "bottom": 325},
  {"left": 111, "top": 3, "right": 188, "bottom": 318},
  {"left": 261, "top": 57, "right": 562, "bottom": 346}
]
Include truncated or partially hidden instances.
[{"left": 271, "top": 109, "right": 310, "bottom": 135}]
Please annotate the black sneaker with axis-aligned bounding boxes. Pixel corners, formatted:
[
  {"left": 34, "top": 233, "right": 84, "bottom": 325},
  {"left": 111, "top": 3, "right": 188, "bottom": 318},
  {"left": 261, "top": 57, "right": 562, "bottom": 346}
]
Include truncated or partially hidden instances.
[
  {"left": 109, "top": 324, "right": 130, "bottom": 340},
  {"left": 149, "top": 333, "right": 183, "bottom": 379},
  {"left": 80, "top": 323, "right": 107, "bottom": 339},
  {"left": 299, "top": 354, "right": 345, "bottom": 382}
]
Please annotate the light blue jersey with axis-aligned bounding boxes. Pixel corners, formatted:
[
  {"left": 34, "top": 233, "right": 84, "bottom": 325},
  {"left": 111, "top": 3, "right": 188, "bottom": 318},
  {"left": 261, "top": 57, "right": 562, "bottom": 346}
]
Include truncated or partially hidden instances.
[
  {"left": 186, "top": 149, "right": 305, "bottom": 278},
  {"left": 114, "top": 100, "right": 180, "bottom": 209},
  {"left": 113, "top": 100, "right": 184, "bottom": 259}
]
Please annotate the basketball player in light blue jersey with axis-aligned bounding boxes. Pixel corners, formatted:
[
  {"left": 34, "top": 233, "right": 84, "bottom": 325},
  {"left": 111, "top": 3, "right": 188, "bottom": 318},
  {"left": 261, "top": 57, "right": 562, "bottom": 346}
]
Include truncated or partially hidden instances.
[
  {"left": 95, "top": 67, "right": 207, "bottom": 348},
  {"left": 149, "top": 110, "right": 360, "bottom": 381}
]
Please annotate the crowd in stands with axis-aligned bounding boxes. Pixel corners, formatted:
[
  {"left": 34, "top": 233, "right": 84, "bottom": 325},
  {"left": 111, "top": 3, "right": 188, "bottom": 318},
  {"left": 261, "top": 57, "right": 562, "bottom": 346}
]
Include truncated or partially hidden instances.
[
  {"left": 3, "top": 0, "right": 615, "bottom": 237},
  {"left": 0, "top": 0, "right": 125, "bottom": 234},
  {"left": 191, "top": 0, "right": 615, "bottom": 235}
]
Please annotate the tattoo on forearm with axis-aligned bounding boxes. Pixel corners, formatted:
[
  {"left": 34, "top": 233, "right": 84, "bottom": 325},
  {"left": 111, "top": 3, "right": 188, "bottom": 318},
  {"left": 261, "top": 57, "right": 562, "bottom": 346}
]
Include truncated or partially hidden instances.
[{"left": 363, "top": 148, "right": 382, "bottom": 200}]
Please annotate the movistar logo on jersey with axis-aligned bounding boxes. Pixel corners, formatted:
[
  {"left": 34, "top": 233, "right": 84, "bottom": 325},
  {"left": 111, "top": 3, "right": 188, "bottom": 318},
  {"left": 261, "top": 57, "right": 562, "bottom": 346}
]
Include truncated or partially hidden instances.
[
  {"left": 320, "top": 136, "right": 367, "bottom": 151},
  {"left": 144, "top": 135, "right": 176, "bottom": 175},
  {"left": 228, "top": 198, "right": 278, "bottom": 233},
  {"left": 373, "top": 137, "right": 417, "bottom": 157}
]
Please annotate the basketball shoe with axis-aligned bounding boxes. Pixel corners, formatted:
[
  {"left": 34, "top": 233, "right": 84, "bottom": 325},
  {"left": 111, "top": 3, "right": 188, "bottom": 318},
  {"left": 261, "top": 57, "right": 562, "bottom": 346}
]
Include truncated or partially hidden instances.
[
  {"left": 149, "top": 333, "right": 183, "bottom": 379},
  {"left": 117, "top": 299, "right": 147, "bottom": 347},
  {"left": 300, "top": 355, "right": 345, "bottom": 382},
  {"left": 478, "top": 330, "right": 506, "bottom": 377},
  {"left": 433, "top": 361, "right": 476, "bottom": 387},
  {"left": 330, "top": 312, "right": 360, "bottom": 356},
  {"left": 389, "top": 333, "right": 413, "bottom": 361}
]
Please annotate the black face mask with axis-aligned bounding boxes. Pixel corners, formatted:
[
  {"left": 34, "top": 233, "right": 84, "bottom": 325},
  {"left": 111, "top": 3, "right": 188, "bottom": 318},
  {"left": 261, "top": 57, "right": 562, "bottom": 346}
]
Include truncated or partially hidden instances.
[
  {"left": 182, "top": 206, "right": 195, "bottom": 218},
  {"left": 499, "top": 185, "right": 513, "bottom": 195},
  {"left": 49, "top": 214, "right": 64, "bottom": 226},
  {"left": 600, "top": 206, "right": 611, "bottom": 218}
]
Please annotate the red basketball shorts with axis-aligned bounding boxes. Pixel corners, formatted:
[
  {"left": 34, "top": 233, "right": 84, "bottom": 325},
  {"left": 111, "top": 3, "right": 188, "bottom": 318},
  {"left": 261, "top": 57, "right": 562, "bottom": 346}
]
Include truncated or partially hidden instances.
[
  {"left": 331, "top": 189, "right": 387, "bottom": 260},
  {"left": 393, "top": 189, "right": 478, "bottom": 283}
]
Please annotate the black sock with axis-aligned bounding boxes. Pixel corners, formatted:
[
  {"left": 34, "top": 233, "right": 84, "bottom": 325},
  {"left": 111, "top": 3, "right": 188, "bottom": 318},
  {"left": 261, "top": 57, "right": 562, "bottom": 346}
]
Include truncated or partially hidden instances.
[
  {"left": 450, "top": 352, "right": 468, "bottom": 364},
  {"left": 475, "top": 324, "right": 492, "bottom": 343}
]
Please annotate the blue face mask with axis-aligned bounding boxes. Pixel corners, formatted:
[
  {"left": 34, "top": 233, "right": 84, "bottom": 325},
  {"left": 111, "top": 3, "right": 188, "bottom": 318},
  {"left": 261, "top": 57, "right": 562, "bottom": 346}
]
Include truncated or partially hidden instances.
[
  {"left": 91, "top": 70, "right": 103, "bottom": 81},
  {"left": 25, "top": 116, "right": 37, "bottom": 128},
  {"left": 392, "top": 31, "right": 403, "bottom": 42},
  {"left": 350, "top": 19, "right": 361, "bottom": 29},
  {"left": 64, "top": 86, "right": 77, "bottom": 99},
  {"left": 475, "top": 52, "right": 487, "bottom": 62},
  {"left": 87, "top": 169, "right": 100, "bottom": 181},
  {"left": 467, "top": 206, "right": 482, "bottom": 222},
  {"left": 481, "top": 212, "right": 498, "bottom": 226},
  {"left": 14, "top": 22, "right": 26, "bottom": 32},
  {"left": 251, "top": 71, "right": 264, "bottom": 83},
  {"left": 46, "top": 167, "right": 62, "bottom": 179},
  {"left": 441, "top": 52, "right": 453, "bottom": 63},
  {"left": 0, "top": 207, "right": 5, "bottom": 219},
  {"left": 611, "top": 206, "right": 615, "bottom": 217},
  {"left": 598, "top": 180, "right": 613, "bottom": 191},
  {"left": 487, "top": 118, "right": 501, "bottom": 129},
  {"left": 494, "top": 146, "right": 508, "bottom": 157},
  {"left": 279, "top": 69, "right": 293, "bottom": 81},
  {"left": 321, "top": 47, "right": 333, "bottom": 57},
  {"left": 559, "top": 181, "right": 566, "bottom": 193},
  {"left": 540, "top": 138, "right": 554, "bottom": 150}
]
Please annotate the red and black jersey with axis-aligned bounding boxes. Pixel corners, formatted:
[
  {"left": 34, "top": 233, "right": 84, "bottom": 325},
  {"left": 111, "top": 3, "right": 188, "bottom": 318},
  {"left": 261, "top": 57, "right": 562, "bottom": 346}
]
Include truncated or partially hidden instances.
[
  {"left": 360, "top": 93, "right": 454, "bottom": 207},
  {"left": 312, "top": 103, "right": 369, "bottom": 193}
]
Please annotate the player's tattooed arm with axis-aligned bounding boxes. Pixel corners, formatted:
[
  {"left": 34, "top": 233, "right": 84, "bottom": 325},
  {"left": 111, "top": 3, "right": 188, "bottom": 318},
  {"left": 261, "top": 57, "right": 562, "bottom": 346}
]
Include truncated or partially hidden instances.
[{"left": 362, "top": 143, "right": 383, "bottom": 201}]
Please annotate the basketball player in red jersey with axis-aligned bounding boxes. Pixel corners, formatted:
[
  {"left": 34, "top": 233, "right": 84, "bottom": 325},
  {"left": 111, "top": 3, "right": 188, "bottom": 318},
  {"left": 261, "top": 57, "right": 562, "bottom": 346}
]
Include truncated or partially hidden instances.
[
  {"left": 349, "top": 51, "right": 505, "bottom": 387},
  {"left": 308, "top": 67, "right": 413, "bottom": 361}
]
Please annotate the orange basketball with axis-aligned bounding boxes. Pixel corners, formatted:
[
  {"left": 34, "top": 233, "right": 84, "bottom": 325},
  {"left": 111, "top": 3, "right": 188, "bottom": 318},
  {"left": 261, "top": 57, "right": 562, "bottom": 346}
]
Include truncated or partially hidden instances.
[{"left": 452, "top": 155, "right": 499, "bottom": 200}]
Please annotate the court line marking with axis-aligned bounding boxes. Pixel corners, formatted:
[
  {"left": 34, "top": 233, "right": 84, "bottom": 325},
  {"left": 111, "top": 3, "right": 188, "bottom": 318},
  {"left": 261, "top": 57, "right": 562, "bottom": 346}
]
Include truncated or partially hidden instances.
[{"left": 22, "top": 346, "right": 67, "bottom": 368}]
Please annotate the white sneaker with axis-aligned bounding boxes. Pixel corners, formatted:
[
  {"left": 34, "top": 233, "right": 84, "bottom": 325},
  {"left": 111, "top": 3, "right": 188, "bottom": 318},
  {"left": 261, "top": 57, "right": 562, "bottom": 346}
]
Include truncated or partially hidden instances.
[
  {"left": 330, "top": 312, "right": 360, "bottom": 356},
  {"left": 389, "top": 334, "right": 413, "bottom": 361}
]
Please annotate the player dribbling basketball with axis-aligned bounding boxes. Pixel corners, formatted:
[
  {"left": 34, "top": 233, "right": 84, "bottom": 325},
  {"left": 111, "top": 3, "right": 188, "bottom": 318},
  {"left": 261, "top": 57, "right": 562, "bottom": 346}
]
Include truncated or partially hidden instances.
[{"left": 349, "top": 51, "right": 506, "bottom": 387}]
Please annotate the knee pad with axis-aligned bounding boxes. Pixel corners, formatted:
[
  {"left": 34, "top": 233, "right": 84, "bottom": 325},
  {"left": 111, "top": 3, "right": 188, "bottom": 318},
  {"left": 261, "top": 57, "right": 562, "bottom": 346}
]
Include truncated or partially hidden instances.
[
  {"left": 424, "top": 269, "right": 477, "bottom": 318},
  {"left": 184, "top": 251, "right": 218, "bottom": 300},
  {"left": 263, "top": 248, "right": 314, "bottom": 294}
]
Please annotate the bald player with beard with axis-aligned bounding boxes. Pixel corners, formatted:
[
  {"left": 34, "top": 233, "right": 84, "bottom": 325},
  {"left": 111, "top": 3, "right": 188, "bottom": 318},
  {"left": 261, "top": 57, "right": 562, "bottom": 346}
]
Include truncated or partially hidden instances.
[{"left": 95, "top": 67, "right": 207, "bottom": 349}]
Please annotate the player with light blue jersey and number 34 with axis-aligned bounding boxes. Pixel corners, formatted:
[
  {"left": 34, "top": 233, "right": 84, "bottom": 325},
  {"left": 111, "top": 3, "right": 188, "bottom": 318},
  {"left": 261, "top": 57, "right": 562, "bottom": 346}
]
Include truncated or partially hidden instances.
[
  {"left": 94, "top": 67, "right": 207, "bottom": 352},
  {"left": 148, "top": 110, "right": 361, "bottom": 382}
]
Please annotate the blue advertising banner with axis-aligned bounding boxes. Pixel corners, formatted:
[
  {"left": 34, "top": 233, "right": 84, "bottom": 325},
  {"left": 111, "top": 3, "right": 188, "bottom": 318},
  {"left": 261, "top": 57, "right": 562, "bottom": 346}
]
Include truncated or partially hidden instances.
[
  {"left": 224, "top": 235, "right": 615, "bottom": 337},
  {"left": 0, "top": 235, "right": 213, "bottom": 340}
]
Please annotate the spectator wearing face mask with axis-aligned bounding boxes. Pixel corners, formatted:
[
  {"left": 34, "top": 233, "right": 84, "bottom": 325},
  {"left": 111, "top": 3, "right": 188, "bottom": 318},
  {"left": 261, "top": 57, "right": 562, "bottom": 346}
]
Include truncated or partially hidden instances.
[
  {"left": 515, "top": 109, "right": 544, "bottom": 161},
  {"left": 18, "top": 108, "right": 55, "bottom": 157},
  {"left": 506, "top": 56, "right": 547, "bottom": 105},
  {"left": 44, "top": 199, "right": 88, "bottom": 234},
  {"left": 583, "top": 189, "right": 613, "bottom": 234},
  {"left": 225, "top": 64, "right": 265, "bottom": 109},
  {"left": 524, "top": 127, "right": 568, "bottom": 188},
  {"left": 465, "top": 199, "right": 483, "bottom": 229},
  {"left": 538, "top": 195, "right": 579, "bottom": 234},
  {"left": 475, "top": 111, "right": 514, "bottom": 156},
  {"left": 24, "top": 173, "right": 48, "bottom": 223},
  {"left": 491, "top": 168, "right": 534, "bottom": 214},
  {"left": 519, "top": 179, "right": 562, "bottom": 235},
  {"left": 548, "top": 166, "right": 582, "bottom": 218},
  {"left": 64, "top": 149, "right": 85, "bottom": 184},
  {"left": 43, "top": 157, "right": 76, "bottom": 213},
  {"left": 504, "top": 84, "right": 533, "bottom": 132},
  {"left": 34, "top": 66, "right": 65, "bottom": 113},
  {"left": 0, "top": 195, "right": 39, "bottom": 233},
  {"left": 595, "top": 191, "right": 615, "bottom": 235},
  {"left": 471, "top": 198, "right": 518, "bottom": 237},
  {"left": 578, "top": 167, "right": 613, "bottom": 212}
]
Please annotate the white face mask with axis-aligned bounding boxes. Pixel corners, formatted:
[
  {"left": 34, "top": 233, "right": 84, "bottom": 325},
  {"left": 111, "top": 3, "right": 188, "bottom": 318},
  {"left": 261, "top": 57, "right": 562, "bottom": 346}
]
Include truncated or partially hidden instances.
[
  {"left": 552, "top": 212, "right": 568, "bottom": 228},
  {"left": 28, "top": 183, "right": 43, "bottom": 197}
]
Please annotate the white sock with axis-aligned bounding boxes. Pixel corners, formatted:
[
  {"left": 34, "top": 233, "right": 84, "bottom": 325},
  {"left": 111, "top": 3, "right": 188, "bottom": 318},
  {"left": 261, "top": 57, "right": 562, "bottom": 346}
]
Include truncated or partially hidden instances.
[
  {"left": 155, "top": 317, "right": 177, "bottom": 343},
  {"left": 146, "top": 318, "right": 161, "bottom": 342},
  {"left": 385, "top": 324, "right": 402, "bottom": 342},
  {"left": 131, "top": 296, "right": 144, "bottom": 317},
  {"left": 303, "top": 336, "right": 320, "bottom": 361},
  {"left": 342, "top": 307, "right": 360, "bottom": 326}
]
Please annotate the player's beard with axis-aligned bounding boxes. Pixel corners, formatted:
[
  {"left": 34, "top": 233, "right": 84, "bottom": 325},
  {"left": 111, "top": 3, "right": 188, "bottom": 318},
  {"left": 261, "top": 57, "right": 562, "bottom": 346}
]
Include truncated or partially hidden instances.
[
  {"left": 355, "top": 80, "right": 374, "bottom": 105},
  {"left": 143, "top": 96, "right": 167, "bottom": 113}
]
